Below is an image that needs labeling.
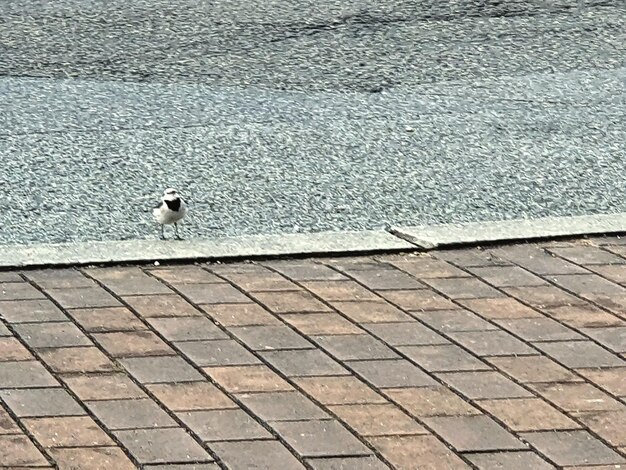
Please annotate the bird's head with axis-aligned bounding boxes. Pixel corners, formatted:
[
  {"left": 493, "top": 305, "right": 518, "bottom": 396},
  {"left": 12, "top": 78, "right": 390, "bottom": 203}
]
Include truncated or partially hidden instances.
[{"left": 163, "top": 188, "right": 179, "bottom": 201}]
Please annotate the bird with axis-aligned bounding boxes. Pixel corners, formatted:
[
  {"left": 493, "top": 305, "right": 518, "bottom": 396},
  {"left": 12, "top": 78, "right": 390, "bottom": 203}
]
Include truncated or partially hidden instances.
[{"left": 153, "top": 188, "right": 187, "bottom": 240}]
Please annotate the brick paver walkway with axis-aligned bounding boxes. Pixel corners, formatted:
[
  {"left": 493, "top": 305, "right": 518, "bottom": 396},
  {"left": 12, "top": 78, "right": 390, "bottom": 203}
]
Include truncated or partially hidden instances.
[{"left": 1, "top": 237, "right": 626, "bottom": 469}]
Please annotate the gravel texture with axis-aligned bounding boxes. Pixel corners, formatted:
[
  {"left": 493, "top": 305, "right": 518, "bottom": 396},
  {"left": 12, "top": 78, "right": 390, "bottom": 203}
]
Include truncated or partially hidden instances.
[{"left": 1, "top": 0, "right": 625, "bottom": 244}]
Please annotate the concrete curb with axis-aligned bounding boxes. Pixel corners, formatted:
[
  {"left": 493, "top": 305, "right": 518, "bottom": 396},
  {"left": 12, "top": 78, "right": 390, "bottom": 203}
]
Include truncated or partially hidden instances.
[{"left": 391, "top": 213, "right": 626, "bottom": 249}]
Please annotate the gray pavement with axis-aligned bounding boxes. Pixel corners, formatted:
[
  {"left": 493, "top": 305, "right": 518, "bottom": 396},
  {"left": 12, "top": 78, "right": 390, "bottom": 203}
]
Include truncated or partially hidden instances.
[{"left": 1, "top": 0, "right": 625, "bottom": 245}]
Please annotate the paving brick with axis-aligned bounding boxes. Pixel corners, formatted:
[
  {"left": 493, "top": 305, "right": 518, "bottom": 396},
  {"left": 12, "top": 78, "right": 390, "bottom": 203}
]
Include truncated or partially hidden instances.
[
  {"left": 520, "top": 430, "right": 625, "bottom": 466},
  {"left": 487, "top": 355, "right": 581, "bottom": 383},
  {"left": 307, "top": 456, "right": 391, "bottom": 470},
  {"left": 377, "top": 289, "right": 457, "bottom": 311},
  {"left": 329, "top": 403, "right": 426, "bottom": 436},
  {"left": 312, "top": 334, "right": 398, "bottom": 361},
  {"left": 144, "top": 465, "right": 219, "bottom": 470},
  {"left": 176, "top": 339, "right": 260, "bottom": 367},
  {"left": 178, "top": 409, "right": 271, "bottom": 441},
  {"left": 115, "top": 428, "right": 213, "bottom": 464},
  {"left": 0, "top": 408, "right": 21, "bottom": 434},
  {"left": 0, "top": 272, "right": 23, "bottom": 283},
  {"left": 533, "top": 341, "right": 624, "bottom": 368},
  {"left": 346, "top": 269, "right": 425, "bottom": 291},
  {"left": 272, "top": 420, "right": 370, "bottom": 457},
  {"left": 495, "top": 317, "right": 583, "bottom": 341},
  {"left": 252, "top": 290, "right": 331, "bottom": 313},
  {"left": 13, "top": 322, "right": 91, "bottom": 348},
  {"left": 369, "top": 434, "right": 470, "bottom": 469},
  {"left": 261, "top": 349, "right": 348, "bottom": 377},
  {"left": 124, "top": 294, "right": 202, "bottom": 317},
  {"left": 281, "top": 313, "right": 363, "bottom": 335},
  {"left": 146, "top": 317, "right": 227, "bottom": 342},
  {"left": 46, "top": 286, "right": 121, "bottom": 309},
  {"left": 479, "top": 398, "right": 579, "bottom": 431},
  {"left": 578, "top": 410, "right": 626, "bottom": 447},
  {"left": 263, "top": 262, "right": 348, "bottom": 281},
  {"left": 412, "top": 309, "right": 497, "bottom": 332},
  {"left": 423, "top": 415, "right": 525, "bottom": 451},
  {"left": 325, "top": 257, "right": 382, "bottom": 271},
  {"left": 120, "top": 356, "right": 203, "bottom": 384},
  {"left": 577, "top": 368, "right": 626, "bottom": 397},
  {"left": 437, "top": 371, "right": 532, "bottom": 399},
  {"left": 222, "top": 272, "right": 298, "bottom": 291},
  {"left": 149, "top": 266, "right": 224, "bottom": 284},
  {"left": 384, "top": 387, "right": 479, "bottom": 417},
  {"left": 204, "top": 365, "right": 293, "bottom": 393},
  {"left": 504, "top": 285, "right": 588, "bottom": 309},
  {"left": 211, "top": 440, "right": 305, "bottom": 470},
  {"left": 0, "top": 322, "right": 10, "bottom": 336},
  {"left": 491, "top": 245, "right": 588, "bottom": 275},
  {"left": 87, "top": 398, "right": 176, "bottom": 430},
  {"left": 542, "top": 304, "right": 625, "bottom": 328},
  {"left": 530, "top": 382, "right": 623, "bottom": 413},
  {"left": 0, "top": 361, "right": 58, "bottom": 388},
  {"left": 362, "top": 322, "right": 448, "bottom": 346},
  {"left": 86, "top": 267, "right": 173, "bottom": 295},
  {"left": 147, "top": 382, "right": 236, "bottom": 411},
  {"left": 331, "top": 301, "right": 413, "bottom": 323},
  {"left": 468, "top": 266, "right": 547, "bottom": 287},
  {"left": 388, "top": 256, "right": 470, "bottom": 279},
  {"left": 459, "top": 297, "right": 542, "bottom": 319},
  {"left": 435, "top": 249, "right": 509, "bottom": 267},
  {"left": 422, "top": 277, "right": 504, "bottom": 300},
  {"left": 0, "top": 282, "right": 45, "bottom": 301},
  {"left": 400, "top": 344, "right": 491, "bottom": 372},
  {"left": 176, "top": 283, "right": 250, "bottom": 304},
  {"left": 548, "top": 246, "right": 625, "bottom": 265},
  {"left": 348, "top": 359, "right": 437, "bottom": 388},
  {"left": 549, "top": 274, "right": 626, "bottom": 297},
  {"left": 38, "top": 346, "right": 115, "bottom": 373},
  {"left": 582, "top": 327, "right": 626, "bottom": 353},
  {"left": 0, "top": 337, "right": 33, "bottom": 361},
  {"left": 201, "top": 303, "right": 281, "bottom": 326},
  {"left": 25, "top": 269, "right": 95, "bottom": 289},
  {"left": 237, "top": 391, "right": 329, "bottom": 421},
  {"left": 93, "top": 330, "right": 174, "bottom": 357},
  {"left": 0, "top": 388, "right": 84, "bottom": 417},
  {"left": 62, "top": 373, "right": 146, "bottom": 401},
  {"left": 449, "top": 330, "right": 537, "bottom": 357},
  {"left": 0, "top": 435, "right": 49, "bottom": 466},
  {"left": 588, "top": 264, "right": 626, "bottom": 284},
  {"left": 0, "top": 299, "right": 67, "bottom": 323},
  {"left": 209, "top": 262, "right": 271, "bottom": 274},
  {"left": 294, "top": 376, "right": 386, "bottom": 405},
  {"left": 466, "top": 451, "right": 556, "bottom": 470},
  {"left": 228, "top": 325, "right": 312, "bottom": 350},
  {"left": 49, "top": 446, "right": 136, "bottom": 469},
  {"left": 23, "top": 416, "right": 113, "bottom": 447},
  {"left": 66, "top": 306, "right": 146, "bottom": 332}
]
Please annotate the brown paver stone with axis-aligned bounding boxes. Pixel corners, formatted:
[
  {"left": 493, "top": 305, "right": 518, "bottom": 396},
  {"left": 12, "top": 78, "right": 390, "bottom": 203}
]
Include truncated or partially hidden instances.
[
  {"left": 93, "top": 330, "right": 174, "bottom": 357},
  {"left": 0, "top": 361, "right": 58, "bottom": 388},
  {"left": 423, "top": 415, "right": 525, "bottom": 451},
  {"left": 223, "top": 272, "right": 299, "bottom": 291},
  {"left": 347, "top": 269, "right": 426, "bottom": 291},
  {"left": 281, "top": 313, "right": 363, "bottom": 335},
  {"left": 0, "top": 435, "right": 50, "bottom": 466},
  {"left": 0, "top": 282, "right": 46, "bottom": 301},
  {"left": 176, "top": 339, "right": 260, "bottom": 367},
  {"left": 0, "top": 408, "right": 21, "bottom": 434},
  {"left": 252, "top": 290, "right": 330, "bottom": 313},
  {"left": 478, "top": 398, "right": 580, "bottom": 432},
  {"left": 0, "top": 337, "right": 33, "bottom": 361},
  {"left": 468, "top": 266, "right": 547, "bottom": 287},
  {"left": 211, "top": 440, "right": 305, "bottom": 470},
  {"left": 503, "top": 286, "right": 586, "bottom": 308},
  {"left": 25, "top": 269, "right": 95, "bottom": 288},
  {"left": 312, "top": 334, "right": 398, "bottom": 361},
  {"left": 260, "top": 349, "right": 348, "bottom": 377},
  {"left": 146, "top": 316, "right": 227, "bottom": 342},
  {"left": 67, "top": 306, "right": 146, "bottom": 332},
  {"left": 87, "top": 398, "right": 176, "bottom": 430},
  {"left": 38, "top": 346, "right": 115, "bottom": 373},
  {"left": 23, "top": 416, "right": 113, "bottom": 447},
  {"left": 495, "top": 317, "right": 583, "bottom": 341},
  {"left": 0, "top": 322, "right": 10, "bottom": 336},
  {"left": 62, "top": 373, "right": 146, "bottom": 401},
  {"left": 548, "top": 246, "right": 625, "bottom": 265},
  {"left": 143, "top": 464, "right": 219, "bottom": 470},
  {"left": 459, "top": 297, "right": 542, "bottom": 319},
  {"left": 147, "top": 381, "right": 236, "bottom": 411},
  {"left": 520, "top": 430, "right": 625, "bottom": 466},
  {"left": 400, "top": 344, "right": 491, "bottom": 372},
  {"left": 576, "top": 368, "right": 626, "bottom": 397},
  {"left": 448, "top": 330, "right": 537, "bottom": 356},
  {"left": 228, "top": 325, "right": 312, "bottom": 350},
  {"left": 412, "top": 309, "right": 497, "bottom": 332},
  {"left": 149, "top": 266, "right": 223, "bottom": 284},
  {"left": 466, "top": 451, "right": 556, "bottom": 470},
  {"left": 490, "top": 245, "right": 587, "bottom": 275},
  {"left": 436, "top": 371, "right": 532, "bottom": 399},
  {"left": 201, "top": 303, "right": 281, "bottom": 326},
  {"left": 308, "top": 456, "right": 391, "bottom": 470},
  {"left": 423, "top": 277, "right": 504, "bottom": 299},
  {"left": 578, "top": 410, "right": 626, "bottom": 447},
  {"left": 0, "top": 299, "right": 67, "bottom": 323},
  {"left": 265, "top": 261, "right": 348, "bottom": 281},
  {"left": 377, "top": 289, "right": 457, "bottom": 311},
  {"left": 331, "top": 301, "right": 413, "bottom": 323},
  {"left": 384, "top": 387, "right": 480, "bottom": 417},
  {"left": 13, "top": 322, "right": 91, "bottom": 348},
  {"left": 388, "top": 256, "right": 470, "bottom": 279},
  {"left": 0, "top": 388, "right": 84, "bottom": 417},
  {"left": 542, "top": 304, "right": 625, "bottom": 328},
  {"left": 348, "top": 359, "right": 437, "bottom": 388},
  {"left": 435, "top": 248, "right": 509, "bottom": 267},
  {"left": 361, "top": 322, "right": 448, "bottom": 346},
  {"left": 119, "top": 356, "right": 203, "bottom": 383},
  {"left": 114, "top": 428, "right": 213, "bottom": 464},
  {"left": 46, "top": 286, "right": 121, "bottom": 309},
  {"left": 329, "top": 403, "right": 426, "bottom": 436},
  {"left": 487, "top": 355, "right": 581, "bottom": 383},
  {"left": 533, "top": 341, "right": 624, "bottom": 368},
  {"left": 369, "top": 434, "right": 470, "bottom": 470},
  {"left": 85, "top": 267, "right": 172, "bottom": 295},
  {"left": 530, "top": 382, "right": 623, "bottom": 413},
  {"left": 175, "top": 283, "right": 250, "bottom": 304},
  {"left": 272, "top": 419, "right": 370, "bottom": 457},
  {"left": 178, "top": 409, "right": 272, "bottom": 441},
  {"left": 0, "top": 272, "right": 24, "bottom": 283},
  {"left": 293, "top": 376, "right": 386, "bottom": 405},
  {"left": 582, "top": 327, "right": 626, "bottom": 353},
  {"left": 124, "top": 294, "right": 202, "bottom": 317},
  {"left": 50, "top": 446, "right": 136, "bottom": 469},
  {"left": 237, "top": 391, "right": 329, "bottom": 421},
  {"left": 204, "top": 365, "right": 293, "bottom": 393},
  {"left": 589, "top": 264, "right": 626, "bottom": 284}
]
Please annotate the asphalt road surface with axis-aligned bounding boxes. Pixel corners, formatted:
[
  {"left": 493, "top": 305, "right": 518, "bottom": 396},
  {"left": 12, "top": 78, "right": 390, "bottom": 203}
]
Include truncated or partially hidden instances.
[{"left": 1, "top": 0, "right": 625, "bottom": 245}]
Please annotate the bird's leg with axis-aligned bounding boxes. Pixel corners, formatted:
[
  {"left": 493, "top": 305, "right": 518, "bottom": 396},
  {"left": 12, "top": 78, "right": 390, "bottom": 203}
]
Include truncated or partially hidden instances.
[
  {"left": 160, "top": 224, "right": 166, "bottom": 240},
  {"left": 174, "top": 223, "right": 183, "bottom": 240}
]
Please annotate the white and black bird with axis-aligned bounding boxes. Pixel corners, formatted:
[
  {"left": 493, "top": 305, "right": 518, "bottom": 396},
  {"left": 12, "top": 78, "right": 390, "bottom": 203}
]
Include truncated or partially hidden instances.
[{"left": 153, "top": 188, "right": 187, "bottom": 240}]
